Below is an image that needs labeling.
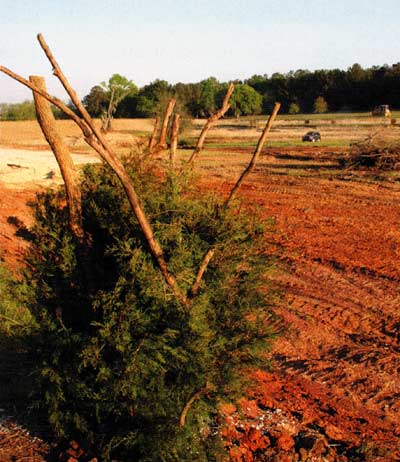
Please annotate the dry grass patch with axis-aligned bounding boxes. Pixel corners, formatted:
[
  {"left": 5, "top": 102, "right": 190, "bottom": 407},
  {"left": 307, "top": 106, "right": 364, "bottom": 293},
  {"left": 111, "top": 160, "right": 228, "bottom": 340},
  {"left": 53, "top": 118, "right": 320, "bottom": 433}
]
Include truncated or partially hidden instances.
[{"left": 0, "top": 119, "right": 153, "bottom": 152}]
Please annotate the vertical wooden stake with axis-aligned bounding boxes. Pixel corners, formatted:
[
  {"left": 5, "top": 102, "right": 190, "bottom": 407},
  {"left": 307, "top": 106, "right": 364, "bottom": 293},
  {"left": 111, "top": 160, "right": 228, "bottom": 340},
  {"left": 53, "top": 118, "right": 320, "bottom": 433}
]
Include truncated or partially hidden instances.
[
  {"left": 169, "top": 113, "right": 180, "bottom": 165},
  {"left": 188, "top": 83, "right": 234, "bottom": 164},
  {"left": 191, "top": 102, "right": 281, "bottom": 297},
  {"left": 224, "top": 102, "right": 281, "bottom": 207},
  {"left": 158, "top": 99, "right": 176, "bottom": 149},
  {"left": 2, "top": 39, "right": 188, "bottom": 306},
  {"left": 149, "top": 116, "right": 160, "bottom": 149},
  {"left": 29, "top": 75, "right": 83, "bottom": 239}
]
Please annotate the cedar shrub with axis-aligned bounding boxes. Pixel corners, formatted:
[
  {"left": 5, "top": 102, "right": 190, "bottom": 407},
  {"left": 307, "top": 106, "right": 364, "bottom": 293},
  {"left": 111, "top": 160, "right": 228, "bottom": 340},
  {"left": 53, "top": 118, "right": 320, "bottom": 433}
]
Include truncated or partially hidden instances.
[{"left": 23, "top": 155, "right": 277, "bottom": 461}]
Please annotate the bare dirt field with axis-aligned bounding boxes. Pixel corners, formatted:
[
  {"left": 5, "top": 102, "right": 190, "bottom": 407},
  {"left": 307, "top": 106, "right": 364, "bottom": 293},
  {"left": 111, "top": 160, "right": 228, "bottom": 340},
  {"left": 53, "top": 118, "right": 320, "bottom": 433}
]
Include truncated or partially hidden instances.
[{"left": 0, "top": 119, "right": 399, "bottom": 461}]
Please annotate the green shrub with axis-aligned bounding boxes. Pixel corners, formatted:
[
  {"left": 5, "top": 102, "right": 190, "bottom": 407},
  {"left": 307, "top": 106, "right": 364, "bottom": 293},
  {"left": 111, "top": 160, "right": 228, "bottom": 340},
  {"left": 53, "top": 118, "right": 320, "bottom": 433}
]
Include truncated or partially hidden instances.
[
  {"left": 24, "top": 156, "right": 276, "bottom": 461},
  {"left": 0, "top": 265, "right": 33, "bottom": 334},
  {"left": 0, "top": 101, "right": 37, "bottom": 121}
]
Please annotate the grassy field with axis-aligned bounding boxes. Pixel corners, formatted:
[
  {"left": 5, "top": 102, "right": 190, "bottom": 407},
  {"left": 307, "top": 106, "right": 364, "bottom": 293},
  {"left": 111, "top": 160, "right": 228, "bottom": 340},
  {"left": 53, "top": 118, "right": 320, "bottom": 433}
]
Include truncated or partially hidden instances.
[
  {"left": 193, "top": 114, "right": 400, "bottom": 149},
  {"left": 2, "top": 113, "right": 399, "bottom": 150},
  {"left": 239, "top": 110, "right": 400, "bottom": 121}
]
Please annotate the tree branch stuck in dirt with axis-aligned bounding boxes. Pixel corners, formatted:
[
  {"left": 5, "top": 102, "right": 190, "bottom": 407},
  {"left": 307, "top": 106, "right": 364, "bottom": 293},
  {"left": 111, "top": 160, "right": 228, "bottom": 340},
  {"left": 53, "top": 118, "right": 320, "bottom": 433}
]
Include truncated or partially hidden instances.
[
  {"left": 30, "top": 75, "right": 83, "bottom": 239},
  {"left": 2, "top": 35, "right": 189, "bottom": 307},
  {"left": 188, "top": 83, "right": 234, "bottom": 164}
]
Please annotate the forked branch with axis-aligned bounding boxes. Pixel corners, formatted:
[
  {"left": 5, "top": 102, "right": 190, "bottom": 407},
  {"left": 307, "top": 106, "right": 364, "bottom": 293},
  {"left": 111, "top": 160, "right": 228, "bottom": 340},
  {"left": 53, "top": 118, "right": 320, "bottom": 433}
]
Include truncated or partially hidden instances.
[
  {"left": 36, "top": 34, "right": 189, "bottom": 306},
  {"left": 179, "top": 384, "right": 210, "bottom": 428},
  {"left": 169, "top": 113, "right": 180, "bottom": 165},
  {"left": 157, "top": 98, "right": 176, "bottom": 149},
  {"left": 0, "top": 66, "right": 91, "bottom": 137},
  {"left": 224, "top": 102, "right": 281, "bottom": 208},
  {"left": 1, "top": 34, "right": 188, "bottom": 307},
  {"left": 148, "top": 116, "right": 160, "bottom": 149},
  {"left": 188, "top": 83, "right": 234, "bottom": 164},
  {"left": 190, "top": 103, "right": 280, "bottom": 297}
]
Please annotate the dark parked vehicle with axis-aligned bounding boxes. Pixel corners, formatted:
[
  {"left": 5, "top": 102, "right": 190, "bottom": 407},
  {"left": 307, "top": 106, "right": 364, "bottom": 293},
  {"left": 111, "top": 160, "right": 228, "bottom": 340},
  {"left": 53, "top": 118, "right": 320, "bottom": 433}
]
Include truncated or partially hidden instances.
[{"left": 302, "top": 131, "right": 321, "bottom": 142}]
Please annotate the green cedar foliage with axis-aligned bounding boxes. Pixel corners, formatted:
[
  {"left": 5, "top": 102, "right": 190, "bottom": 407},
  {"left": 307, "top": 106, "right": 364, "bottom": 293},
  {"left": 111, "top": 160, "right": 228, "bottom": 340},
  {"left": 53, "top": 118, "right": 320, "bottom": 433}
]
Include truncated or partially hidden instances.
[
  {"left": 0, "top": 264, "right": 33, "bottom": 334},
  {"left": 24, "top": 156, "right": 276, "bottom": 461}
]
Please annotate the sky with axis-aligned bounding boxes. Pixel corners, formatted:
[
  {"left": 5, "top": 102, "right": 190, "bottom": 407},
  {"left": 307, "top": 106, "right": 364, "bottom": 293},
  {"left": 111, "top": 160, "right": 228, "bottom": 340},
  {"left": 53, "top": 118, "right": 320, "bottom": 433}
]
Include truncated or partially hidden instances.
[{"left": 1, "top": 0, "right": 400, "bottom": 103}]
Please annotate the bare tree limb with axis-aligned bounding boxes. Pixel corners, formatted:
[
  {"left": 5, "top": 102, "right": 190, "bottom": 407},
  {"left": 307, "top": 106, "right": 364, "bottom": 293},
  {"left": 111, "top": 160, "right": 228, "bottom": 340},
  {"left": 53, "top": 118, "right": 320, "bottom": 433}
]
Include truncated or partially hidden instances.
[
  {"left": 190, "top": 103, "right": 280, "bottom": 297},
  {"left": 30, "top": 75, "right": 83, "bottom": 239},
  {"left": 82, "top": 134, "right": 189, "bottom": 307},
  {"left": 148, "top": 116, "right": 160, "bottom": 149},
  {"left": 179, "top": 384, "right": 209, "bottom": 428},
  {"left": 191, "top": 248, "right": 215, "bottom": 297},
  {"left": 224, "top": 102, "right": 281, "bottom": 208},
  {"left": 0, "top": 66, "right": 91, "bottom": 137},
  {"left": 101, "top": 87, "right": 115, "bottom": 132},
  {"left": 37, "top": 33, "right": 110, "bottom": 152},
  {"left": 169, "top": 113, "right": 180, "bottom": 166},
  {"left": 2, "top": 35, "right": 189, "bottom": 307},
  {"left": 36, "top": 33, "right": 188, "bottom": 307},
  {"left": 157, "top": 98, "right": 176, "bottom": 149},
  {"left": 188, "top": 83, "right": 234, "bottom": 164}
]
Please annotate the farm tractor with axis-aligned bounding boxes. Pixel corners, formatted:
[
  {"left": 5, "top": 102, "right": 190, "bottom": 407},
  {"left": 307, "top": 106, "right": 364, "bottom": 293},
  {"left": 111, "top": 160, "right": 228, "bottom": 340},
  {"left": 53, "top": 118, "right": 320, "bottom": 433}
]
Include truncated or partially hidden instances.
[{"left": 372, "top": 104, "right": 391, "bottom": 117}]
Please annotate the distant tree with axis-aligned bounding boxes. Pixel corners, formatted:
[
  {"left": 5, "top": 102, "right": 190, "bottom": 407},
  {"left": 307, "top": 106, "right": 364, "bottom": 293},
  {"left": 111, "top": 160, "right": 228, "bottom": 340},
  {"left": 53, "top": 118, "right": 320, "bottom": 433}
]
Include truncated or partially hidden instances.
[
  {"left": 74, "top": 62, "right": 400, "bottom": 120},
  {"left": 100, "top": 74, "right": 138, "bottom": 131},
  {"left": 348, "top": 63, "right": 365, "bottom": 81},
  {"left": 135, "top": 79, "right": 172, "bottom": 117},
  {"left": 82, "top": 85, "right": 108, "bottom": 117},
  {"left": 0, "top": 100, "right": 36, "bottom": 120},
  {"left": 228, "top": 84, "right": 262, "bottom": 117},
  {"left": 198, "top": 77, "right": 220, "bottom": 117},
  {"left": 268, "top": 74, "right": 291, "bottom": 112},
  {"left": 288, "top": 102, "right": 300, "bottom": 114},
  {"left": 173, "top": 82, "right": 202, "bottom": 118},
  {"left": 313, "top": 96, "right": 328, "bottom": 113}
]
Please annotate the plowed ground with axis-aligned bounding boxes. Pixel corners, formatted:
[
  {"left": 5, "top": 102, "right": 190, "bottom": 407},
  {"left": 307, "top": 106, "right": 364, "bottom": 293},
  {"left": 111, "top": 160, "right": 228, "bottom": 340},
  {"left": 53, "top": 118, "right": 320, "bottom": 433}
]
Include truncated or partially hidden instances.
[
  {"left": 0, "top": 142, "right": 399, "bottom": 461},
  {"left": 200, "top": 146, "right": 400, "bottom": 461}
]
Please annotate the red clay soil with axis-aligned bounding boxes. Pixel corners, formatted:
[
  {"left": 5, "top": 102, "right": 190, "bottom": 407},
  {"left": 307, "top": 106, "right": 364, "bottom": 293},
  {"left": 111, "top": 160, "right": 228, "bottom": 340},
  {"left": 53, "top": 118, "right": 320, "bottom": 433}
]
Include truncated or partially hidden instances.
[
  {"left": 0, "top": 187, "right": 36, "bottom": 272},
  {"left": 0, "top": 151, "right": 399, "bottom": 461},
  {"left": 206, "top": 158, "right": 400, "bottom": 461}
]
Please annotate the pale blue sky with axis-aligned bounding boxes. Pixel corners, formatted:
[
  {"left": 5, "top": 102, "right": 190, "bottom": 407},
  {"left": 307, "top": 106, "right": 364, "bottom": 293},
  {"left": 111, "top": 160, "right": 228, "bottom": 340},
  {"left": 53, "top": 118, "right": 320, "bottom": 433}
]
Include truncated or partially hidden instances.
[{"left": 1, "top": 0, "right": 399, "bottom": 102}]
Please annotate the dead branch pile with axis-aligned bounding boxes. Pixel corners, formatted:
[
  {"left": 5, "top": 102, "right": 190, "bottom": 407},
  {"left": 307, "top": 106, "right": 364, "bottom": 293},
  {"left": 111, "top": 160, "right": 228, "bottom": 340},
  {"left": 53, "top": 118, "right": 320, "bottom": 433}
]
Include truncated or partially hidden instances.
[{"left": 340, "top": 133, "right": 400, "bottom": 170}]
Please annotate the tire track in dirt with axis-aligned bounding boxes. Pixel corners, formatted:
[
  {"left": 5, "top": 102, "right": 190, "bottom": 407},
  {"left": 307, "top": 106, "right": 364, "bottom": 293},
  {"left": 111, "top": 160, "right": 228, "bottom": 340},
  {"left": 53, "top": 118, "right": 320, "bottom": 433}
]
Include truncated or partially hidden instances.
[
  {"left": 1, "top": 147, "right": 399, "bottom": 460},
  {"left": 201, "top": 158, "right": 400, "bottom": 460},
  {"left": 251, "top": 168, "right": 399, "bottom": 459}
]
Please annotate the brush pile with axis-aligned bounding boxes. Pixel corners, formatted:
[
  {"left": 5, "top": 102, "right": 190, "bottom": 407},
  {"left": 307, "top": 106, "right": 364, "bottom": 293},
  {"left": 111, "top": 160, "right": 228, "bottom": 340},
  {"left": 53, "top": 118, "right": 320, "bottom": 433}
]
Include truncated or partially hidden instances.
[{"left": 340, "top": 133, "right": 400, "bottom": 170}]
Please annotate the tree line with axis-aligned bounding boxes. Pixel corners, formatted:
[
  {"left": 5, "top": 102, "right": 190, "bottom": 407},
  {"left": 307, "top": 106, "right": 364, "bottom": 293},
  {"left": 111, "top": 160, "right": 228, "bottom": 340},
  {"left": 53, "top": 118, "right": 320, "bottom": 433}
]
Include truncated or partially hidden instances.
[{"left": 2, "top": 62, "right": 400, "bottom": 121}]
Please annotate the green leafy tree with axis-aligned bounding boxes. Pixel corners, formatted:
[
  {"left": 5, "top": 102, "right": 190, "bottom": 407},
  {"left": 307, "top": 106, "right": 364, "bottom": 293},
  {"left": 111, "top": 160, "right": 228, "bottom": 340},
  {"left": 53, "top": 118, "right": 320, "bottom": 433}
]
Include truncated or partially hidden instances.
[
  {"left": 82, "top": 85, "right": 108, "bottom": 117},
  {"left": 288, "top": 102, "right": 300, "bottom": 114},
  {"left": 135, "top": 79, "right": 172, "bottom": 117},
  {"left": 228, "top": 84, "right": 263, "bottom": 117},
  {"left": 198, "top": 77, "right": 220, "bottom": 117},
  {"left": 23, "top": 156, "right": 276, "bottom": 461},
  {"left": 100, "top": 74, "right": 138, "bottom": 131},
  {"left": 0, "top": 101, "right": 37, "bottom": 120},
  {"left": 313, "top": 96, "right": 329, "bottom": 113}
]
